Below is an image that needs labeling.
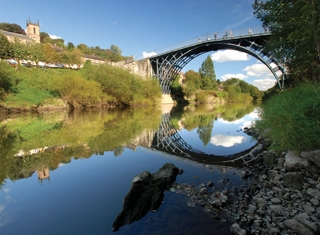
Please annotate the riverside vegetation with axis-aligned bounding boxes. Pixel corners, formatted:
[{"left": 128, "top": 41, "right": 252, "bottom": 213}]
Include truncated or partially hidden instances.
[{"left": 0, "top": 60, "right": 162, "bottom": 110}]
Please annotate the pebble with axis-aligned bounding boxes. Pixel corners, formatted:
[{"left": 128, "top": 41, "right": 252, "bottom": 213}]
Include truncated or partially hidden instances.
[{"left": 169, "top": 138, "right": 320, "bottom": 235}]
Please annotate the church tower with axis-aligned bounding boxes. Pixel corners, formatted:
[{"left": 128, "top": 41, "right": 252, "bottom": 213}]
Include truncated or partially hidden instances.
[{"left": 26, "top": 17, "right": 40, "bottom": 43}]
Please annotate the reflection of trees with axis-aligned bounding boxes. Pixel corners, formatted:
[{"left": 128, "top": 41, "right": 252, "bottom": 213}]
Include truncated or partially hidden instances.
[
  {"left": 219, "top": 103, "right": 257, "bottom": 121},
  {"left": 0, "top": 107, "right": 162, "bottom": 186},
  {"left": 170, "top": 103, "right": 259, "bottom": 146},
  {"left": 197, "top": 118, "right": 214, "bottom": 146},
  {"left": 0, "top": 125, "right": 17, "bottom": 188},
  {"left": 113, "top": 147, "right": 124, "bottom": 157}
]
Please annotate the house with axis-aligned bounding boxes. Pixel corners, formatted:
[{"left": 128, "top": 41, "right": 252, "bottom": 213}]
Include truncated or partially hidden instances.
[{"left": 82, "top": 54, "right": 110, "bottom": 65}]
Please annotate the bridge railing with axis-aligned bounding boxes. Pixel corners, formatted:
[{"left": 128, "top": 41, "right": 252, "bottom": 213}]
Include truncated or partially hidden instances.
[{"left": 146, "top": 26, "right": 269, "bottom": 58}]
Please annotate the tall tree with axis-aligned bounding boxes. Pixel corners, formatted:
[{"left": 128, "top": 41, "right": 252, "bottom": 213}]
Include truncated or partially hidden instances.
[
  {"left": 198, "top": 55, "right": 217, "bottom": 90},
  {"left": 110, "top": 44, "right": 122, "bottom": 55},
  {"left": 253, "top": 0, "right": 320, "bottom": 82}
]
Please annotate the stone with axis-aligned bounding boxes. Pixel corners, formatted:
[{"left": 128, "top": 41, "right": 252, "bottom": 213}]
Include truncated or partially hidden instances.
[
  {"left": 284, "top": 150, "right": 309, "bottom": 171},
  {"left": 281, "top": 172, "right": 305, "bottom": 190},
  {"left": 303, "top": 204, "right": 316, "bottom": 214},
  {"left": 112, "top": 163, "right": 182, "bottom": 231},
  {"left": 307, "top": 188, "right": 320, "bottom": 199},
  {"left": 301, "top": 150, "right": 320, "bottom": 168},
  {"left": 207, "top": 181, "right": 214, "bottom": 187},
  {"left": 310, "top": 199, "right": 320, "bottom": 207},
  {"left": 230, "top": 223, "right": 247, "bottom": 235},
  {"left": 263, "top": 151, "right": 278, "bottom": 167},
  {"left": 271, "top": 198, "right": 281, "bottom": 204},
  {"left": 284, "top": 214, "right": 320, "bottom": 235}
]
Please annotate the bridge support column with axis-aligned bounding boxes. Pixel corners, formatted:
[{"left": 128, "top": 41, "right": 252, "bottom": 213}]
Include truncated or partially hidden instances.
[{"left": 161, "top": 94, "right": 174, "bottom": 104}]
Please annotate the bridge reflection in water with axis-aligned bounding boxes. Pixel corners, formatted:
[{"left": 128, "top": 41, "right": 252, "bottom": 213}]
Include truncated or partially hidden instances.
[{"left": 150, "top": 111, "right": 264, "bottom": 167}]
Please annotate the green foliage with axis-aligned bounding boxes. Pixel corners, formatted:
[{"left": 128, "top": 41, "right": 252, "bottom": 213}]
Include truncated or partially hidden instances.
[
  {"left": 198, "top": 55, "right": 217, "bottom": 90},
  {"left": 195, "top": 90, "right": 217, "bottom": 104},
  {"left": 0, "top": 22, "right": 26, "bottom": 34},
  {"left": 82, "top": 63, "right": 161, "bottom": 106},
  {"left": 67, "top": 42, "right": 75, "bottom": 50},
  {"left": 255, "top": 83, "right": 320, "bottom": 152},
  {"left": 253, "top": 0, "right": 320, "bottom": 82},
  {"left": 223, "top": 78, "right": 263, "bottom": 102},
  {"left": 110, "top": 44, "right": 122, "bottom": 55},
  {"left": 11, "top": 37, "right": 29, "bottom": 62},
  {"left": 51, "top": 73, "right": 107, "bottom": 108},
  {"left": 0, "top": 62, "right": 14, "bottom": 100},
  {"left": 0, "top": 33, "right": 12, "bottom": 59},
  {"left": 183, "top": 70, "right": 201, "bottom": 96},
  {"left": 3, "top": 79, "right": 55, "bottom": 109},
  {"left": 40, "top": 32, "right": 50, "bottom": 43}
]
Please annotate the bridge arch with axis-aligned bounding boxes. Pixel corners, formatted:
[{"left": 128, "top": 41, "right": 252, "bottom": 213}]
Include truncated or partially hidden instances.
[{"left": 149, "top": 31, "right": 287, "bottom": 94}]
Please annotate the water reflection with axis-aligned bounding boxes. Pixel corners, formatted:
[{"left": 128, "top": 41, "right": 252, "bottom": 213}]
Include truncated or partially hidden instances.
[
  {"left": 210, "top": 134, "right": 246, "bottom": 147},
  {"left": 0, "top": 103, "right": 260, "bottom": 234},
  {"left": 0, "top": 103, "right": 260, "bottom": 188}
]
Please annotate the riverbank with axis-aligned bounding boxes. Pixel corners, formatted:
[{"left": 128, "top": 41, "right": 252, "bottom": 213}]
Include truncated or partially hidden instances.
[{"left": 170, "top": 128, "right": 320, "bottom": 235}]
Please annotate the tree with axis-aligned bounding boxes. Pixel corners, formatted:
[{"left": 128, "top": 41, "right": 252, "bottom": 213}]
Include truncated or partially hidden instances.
[
  {"left": 0, "top": 33, "right": 12, "bottom": 59},
  {"left": 77, "top": 43, "right": 90, "bottom": 54},
  {"left": 253, "top": 0, "right": 320, "bottom": 82},
  {"left": 42, "top": 43, "right": 58, "bottom": 63},
  {"left": 67, "top": 42, "right": 75, "bottom": 50},
  {"left": 183, "top": 70, "right": 201, "bottom": 96},
  {"left": 110, "top": 44, "right": 122, "bottom": 55},
  {"left": 11, "top": 37, "right": 28, "bottom": 63},
  {"left": 0, "top": 62, "right": 14, "bottom": 100},
  {"left": 198, "top": 55, "right": 217, "bottom": 90},
  {"left": 29, "top": 43, "right": 46, "bottom": 64},
  {"left": 0, "top": 23, "right": 26, "bottom": 35},
  {"left": 40, "top": 32, "right": 50, "bottom": 43}
]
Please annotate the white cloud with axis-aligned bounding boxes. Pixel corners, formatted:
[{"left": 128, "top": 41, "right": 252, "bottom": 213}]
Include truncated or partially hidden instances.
[
  {"left": 243, "top": 63, "right": 270, "bottom": 77},
  {"left": 240, "top": 121, "right": 255, "bottom": 129},
  {"left": 219, "top": 118, "right": 244, "bottom": 125},
  {"left": 49, "top": 34, "right": 61, "bottom": 39},
  {"left": 210, "top": 134, "right": 246, "bottom": 147},
  {"left": 142, "top": 51, "right": 157, "bottom": 58},
  {"left": 2, "top": 188, "right": 10, "bottom": 193},
  {"left": 221, "top": 73, "right": 247, "bottom": 81},
  {"left": 211, "top": 50, "right": 250, "bottom": 62},
  {"left": 252, "top": 78, "right": 277, "bottom": 91}
]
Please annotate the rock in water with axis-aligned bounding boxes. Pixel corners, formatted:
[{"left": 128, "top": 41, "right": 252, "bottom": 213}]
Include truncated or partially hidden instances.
[{"left": 112, "top": 163, "right": 182, "bottom": 231}]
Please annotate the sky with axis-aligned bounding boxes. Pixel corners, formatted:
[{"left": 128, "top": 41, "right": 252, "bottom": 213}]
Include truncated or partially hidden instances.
[{"left": 0, "top": 0, "right": 277, "bottom": 90}]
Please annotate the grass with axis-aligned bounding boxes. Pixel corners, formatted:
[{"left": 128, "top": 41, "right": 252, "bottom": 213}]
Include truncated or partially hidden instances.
[{"left": 255, "top": 82, "right": 320, "bottom": 152}]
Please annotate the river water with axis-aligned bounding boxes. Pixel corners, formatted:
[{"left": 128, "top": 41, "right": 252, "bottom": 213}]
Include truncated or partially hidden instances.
[{"left": 0, "top": 103, "right": 260, "bottom": 235}]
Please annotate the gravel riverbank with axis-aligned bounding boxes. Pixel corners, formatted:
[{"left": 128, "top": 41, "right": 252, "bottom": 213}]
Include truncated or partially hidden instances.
[{"left": 170, "top": 130, "right": 320, "bottom": 235}]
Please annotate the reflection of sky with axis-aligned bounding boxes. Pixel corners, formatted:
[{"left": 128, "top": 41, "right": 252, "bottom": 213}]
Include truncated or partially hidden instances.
[
  {"left": 210, "top": 134, "right": 246, "bottom": 147},
  {"left": 0, "top": 187, "right": 13, "bottom": 228},
  {"left": 178, "top": 108, "right": 259, "bottom": 155}
]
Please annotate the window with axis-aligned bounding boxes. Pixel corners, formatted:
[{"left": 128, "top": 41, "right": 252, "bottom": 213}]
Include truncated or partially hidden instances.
[{"left": 33, "top": 27, "right": 36, "bottom": 34}]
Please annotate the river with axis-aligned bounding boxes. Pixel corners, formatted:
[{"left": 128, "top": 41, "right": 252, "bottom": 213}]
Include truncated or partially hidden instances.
[{"left": 0, "top": 102, "right": 260, "bottom": 235}]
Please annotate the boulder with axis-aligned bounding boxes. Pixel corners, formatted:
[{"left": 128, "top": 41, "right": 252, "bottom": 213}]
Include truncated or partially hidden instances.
[
  {"left": 284, "top": 150, "right": 309, "bottom": 171},
  {"left": 301, "top": 150, "right": 320, "bottom": 168},
  {"left": 281, "top": 172, "right": 305, "bottom": 190},
  {"left": 112, "top": 163, "right": 182, "bottom": 231},
  {"left": 284, "top": 214, "right": 320, "bottom": 235}
]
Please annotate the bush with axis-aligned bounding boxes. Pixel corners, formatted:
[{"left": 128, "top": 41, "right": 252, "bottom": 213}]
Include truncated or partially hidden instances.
[
  {"left": 255, "top": 83, "right": 320, "bottom": 152},
  {"left": 82, "top": 64, "right": 161, "bottom": 106}
]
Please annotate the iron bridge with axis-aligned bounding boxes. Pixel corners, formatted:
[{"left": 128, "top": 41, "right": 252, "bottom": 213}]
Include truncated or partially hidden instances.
[{"left": 148, "top": 26, "right": 287, "bottom": 94}]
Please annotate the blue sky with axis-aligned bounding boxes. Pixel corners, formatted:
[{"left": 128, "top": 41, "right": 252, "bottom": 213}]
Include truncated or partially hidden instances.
[{"left": 0, "top": 0, "right": 277, "bottom": 90}]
